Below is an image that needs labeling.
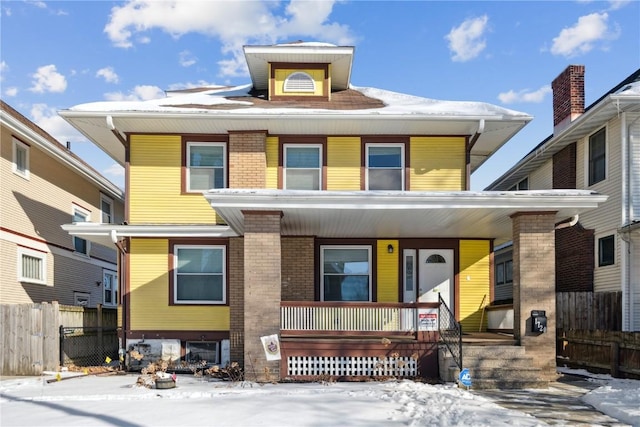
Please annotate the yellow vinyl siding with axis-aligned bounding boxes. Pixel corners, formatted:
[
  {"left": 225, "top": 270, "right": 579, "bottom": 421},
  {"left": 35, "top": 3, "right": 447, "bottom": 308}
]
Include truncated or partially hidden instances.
[
  {"left": 377, "top": 240, "right": 398, "bottom": 302},
  {"left": 274, "top": 69, "right": 324, "bottom": 96},
  {"left": 327, "top": 136, "right": 361, "bottom": 190},
  {"left": 129, "top": 135, "right": 216, "bottom": 224},
  {"left": 265, "top": 136, "right": 279, "bottom": 189},
  {"left": 459, "top": 240, "right": 490, "bottom": 331},
  {"left": 410, "top": 137, "right": 465, "bottom": 190},
  {"left": 129, "top": 238, "right": 229, "bottom": 331}
]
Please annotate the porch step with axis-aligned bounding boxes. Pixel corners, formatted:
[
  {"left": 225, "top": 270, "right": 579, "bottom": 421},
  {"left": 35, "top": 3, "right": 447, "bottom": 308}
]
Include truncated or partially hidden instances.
[{"left": 439, "top": 344, "right": 548, "bottom": 389}]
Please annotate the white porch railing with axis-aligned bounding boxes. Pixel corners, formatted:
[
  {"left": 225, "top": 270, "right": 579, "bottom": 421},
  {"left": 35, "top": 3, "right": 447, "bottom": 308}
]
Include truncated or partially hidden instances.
[{"left": 280, "top": 302, "right": 439, "bottom": 334}]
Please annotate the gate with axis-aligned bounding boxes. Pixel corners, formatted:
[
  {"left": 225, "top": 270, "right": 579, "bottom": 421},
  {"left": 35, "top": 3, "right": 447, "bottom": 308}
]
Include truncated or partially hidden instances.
[{"left": 59, "top": 326, "right": 120, "bottom": 368}]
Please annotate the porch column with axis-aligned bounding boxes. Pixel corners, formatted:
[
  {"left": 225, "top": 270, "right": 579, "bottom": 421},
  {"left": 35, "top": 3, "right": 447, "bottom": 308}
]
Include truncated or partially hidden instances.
[
  {"left": 511, "top": 211, "right": 557, "bottom": 381},
  {"left": 243, "top": 210, "right": 282, "bottom": 382}
]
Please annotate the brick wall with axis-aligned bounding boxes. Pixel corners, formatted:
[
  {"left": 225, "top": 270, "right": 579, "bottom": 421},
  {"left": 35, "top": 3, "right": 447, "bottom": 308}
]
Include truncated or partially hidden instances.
[
  {"left": 556, "top": 225, "right": 594, "bottom": 292},
  {"left": 552, "top": 65, "right": 585, "bottom": 129},
  {"left": 228, "top": 237, "right": 244, "bottom": 365},
  {"left": 552, "top": 143, "right": 577, "bottom": 189},
  {"left": 243, "top": 211, "right": 282, "bottom": 381},
  {"left": 511, "top": 212, "right": 557, "bottom": 381},
  {"left": 229, "top": 131, "right": 267, "bottom": 188},
  {"left": 281, "top": 237, "right": 315, "bottom": 301}
]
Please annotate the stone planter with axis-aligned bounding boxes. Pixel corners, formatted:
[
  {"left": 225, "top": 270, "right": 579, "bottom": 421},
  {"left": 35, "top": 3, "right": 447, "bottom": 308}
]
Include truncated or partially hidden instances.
[{"left": 155, "top": 378, "right": 176, "bottom": 389}]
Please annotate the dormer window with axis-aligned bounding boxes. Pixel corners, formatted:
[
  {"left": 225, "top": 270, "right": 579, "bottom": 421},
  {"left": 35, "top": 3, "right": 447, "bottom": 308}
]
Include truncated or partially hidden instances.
[{"left": 283, "top": 72, "right": 316, "bottom": 93}]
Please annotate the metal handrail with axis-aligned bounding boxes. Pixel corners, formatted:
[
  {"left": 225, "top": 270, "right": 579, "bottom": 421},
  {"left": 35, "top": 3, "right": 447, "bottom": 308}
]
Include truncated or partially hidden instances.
[{"left": 438, "top": 294, "right": 463, "bottom": 370}]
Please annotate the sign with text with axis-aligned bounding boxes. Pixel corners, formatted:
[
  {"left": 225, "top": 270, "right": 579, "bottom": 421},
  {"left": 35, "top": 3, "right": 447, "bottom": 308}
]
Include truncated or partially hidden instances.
[{"left": 417, "top": 308, "right": 438, "bottom": 331}]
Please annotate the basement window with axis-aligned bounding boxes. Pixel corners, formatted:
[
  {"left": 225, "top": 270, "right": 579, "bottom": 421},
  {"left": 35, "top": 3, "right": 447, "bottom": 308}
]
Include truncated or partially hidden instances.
[
  {"left": 283, "top": 72, "right": 315, "bottom": 93},
  {"left": 186, "top": 341, "right": 219, "bottom": 365}
]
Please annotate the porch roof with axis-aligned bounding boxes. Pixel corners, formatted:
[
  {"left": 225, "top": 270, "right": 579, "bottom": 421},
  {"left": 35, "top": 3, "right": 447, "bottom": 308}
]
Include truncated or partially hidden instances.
[{"left": 204, "top": 189, "right": 608, "bottom": 246}]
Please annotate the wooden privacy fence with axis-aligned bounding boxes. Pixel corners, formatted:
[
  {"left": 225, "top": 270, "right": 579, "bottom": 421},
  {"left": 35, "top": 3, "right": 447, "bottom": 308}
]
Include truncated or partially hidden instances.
[
  {"left": 556, "top": 291, "right": 622, "bottom": 331},
  {"left": 0, "top": 302, "right": 118, "bottom": 376}
]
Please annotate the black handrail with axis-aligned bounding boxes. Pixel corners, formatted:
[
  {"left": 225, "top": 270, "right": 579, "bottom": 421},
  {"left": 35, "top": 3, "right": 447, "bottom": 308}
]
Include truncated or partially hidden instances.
[{"left": 438, "top": 294, "right": 463, "bottom": 371}]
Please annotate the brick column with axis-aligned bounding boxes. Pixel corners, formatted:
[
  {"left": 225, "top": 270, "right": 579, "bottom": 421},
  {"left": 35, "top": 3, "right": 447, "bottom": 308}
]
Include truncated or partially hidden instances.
[
  {"left": 511, "top": 212, "right": 557, "bottom": 381},
  {"left": 229, "top": 131, "right": 267, "bottom": 188},
  {"left": 243, "top": 211, "right": 282, "bottom": 382},
  {"left": 228, "top": 237, "right": 244, "bottom": 366}
]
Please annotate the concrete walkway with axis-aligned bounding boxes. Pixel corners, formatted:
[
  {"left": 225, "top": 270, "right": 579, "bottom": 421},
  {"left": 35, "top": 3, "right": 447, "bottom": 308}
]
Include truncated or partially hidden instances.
[{"left": 474, "top": 374, "right": 630, "bottom": 426}]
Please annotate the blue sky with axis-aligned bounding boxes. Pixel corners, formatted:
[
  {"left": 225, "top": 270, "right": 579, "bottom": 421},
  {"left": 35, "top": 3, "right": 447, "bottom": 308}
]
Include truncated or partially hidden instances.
[{"left": 2, "top": 0, "right": 639, "bottom": 190}]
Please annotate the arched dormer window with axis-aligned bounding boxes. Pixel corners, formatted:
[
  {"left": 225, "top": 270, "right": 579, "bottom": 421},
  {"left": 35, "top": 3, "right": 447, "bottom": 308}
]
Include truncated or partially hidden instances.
[{"left": 283, "top": 72, "right": 315, "bottom": 93}]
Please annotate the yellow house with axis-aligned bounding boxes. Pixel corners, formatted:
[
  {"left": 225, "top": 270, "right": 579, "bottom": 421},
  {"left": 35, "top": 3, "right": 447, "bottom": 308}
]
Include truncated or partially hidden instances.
[{"left": 61, "top": 42, "right": 606, "bottom": 384}]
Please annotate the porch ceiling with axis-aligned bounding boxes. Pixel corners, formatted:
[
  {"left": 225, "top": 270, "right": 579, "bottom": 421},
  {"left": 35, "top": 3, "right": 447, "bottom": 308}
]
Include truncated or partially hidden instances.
[{"left": 204, "top": 189, "right": 608, "bottom": 246}]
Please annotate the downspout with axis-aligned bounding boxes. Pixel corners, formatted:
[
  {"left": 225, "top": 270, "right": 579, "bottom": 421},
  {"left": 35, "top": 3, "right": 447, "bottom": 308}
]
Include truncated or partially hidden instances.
[
  {"left": 555, "top": 215, "right": 579, "bottom": 230},
  {"left": 467, "top": 119, "right": 485, "bottom": 190},
  {"left": 110, "top": 229, "right": 128, "bottom": 359},
  {"left": 106, "top": 115, "right": 128, "bottom": 146}
]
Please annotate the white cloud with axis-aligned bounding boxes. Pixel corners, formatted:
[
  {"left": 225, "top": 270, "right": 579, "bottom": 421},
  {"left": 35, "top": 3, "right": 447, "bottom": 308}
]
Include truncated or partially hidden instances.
[
  {"left": 179, "top": 50, "right": 197, "bottom": 67},
  {"left": 4, "top": 87, "right": 18, "bottom": 97},
  {"left": 103, "top": 163, "right": 125, "bottom": 178},
  {"left": 29, "top": 64, "right": 67, "bottom": 93},
  {"left": 445, "top": 15, "right": 489, "bottom": 62},
  {"left": 550, "top": 12, "right": 619, "bottom": 57},
  {"left": 103, "top": 0, "right": 354, "bottom": 77},
  {"left": 498, "top": 85, "right": 552, "bottom": 104},
  {"left": 104, "top": 85, "right": 165, "bottom": 101},
  {"left": 30, "top": 103, "right": 85, "bottom": 143},
  {"left": 96, "top": 67, "right": 119, "bottom": 83},
  {"left": 608, "top": 0, "right": 630, "bottom": 10}
]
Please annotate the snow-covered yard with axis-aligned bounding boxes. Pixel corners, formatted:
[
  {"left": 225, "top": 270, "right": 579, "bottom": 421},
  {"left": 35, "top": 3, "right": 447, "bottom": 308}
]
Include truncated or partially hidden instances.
[{"left": 0, "top": 368, "right": 638, "bottom": 427}]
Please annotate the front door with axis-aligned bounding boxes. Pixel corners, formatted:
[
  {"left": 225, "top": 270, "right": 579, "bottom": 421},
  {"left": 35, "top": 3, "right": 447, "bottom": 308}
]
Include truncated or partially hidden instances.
[{"left": 403, "top": 249, "right": 454, "bottom": 309}]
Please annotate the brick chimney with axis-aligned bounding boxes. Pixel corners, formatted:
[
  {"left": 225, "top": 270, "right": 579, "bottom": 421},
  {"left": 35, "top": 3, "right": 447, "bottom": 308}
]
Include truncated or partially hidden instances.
[{"left": 552, "top": 65, "right": 585, "bottom": 134}]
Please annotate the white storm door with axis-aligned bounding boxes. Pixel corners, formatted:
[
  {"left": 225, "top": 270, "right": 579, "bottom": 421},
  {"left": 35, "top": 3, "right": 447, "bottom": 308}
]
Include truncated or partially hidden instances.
[{"left": 418, "top": 249, "right": 454, "bottom": 308}]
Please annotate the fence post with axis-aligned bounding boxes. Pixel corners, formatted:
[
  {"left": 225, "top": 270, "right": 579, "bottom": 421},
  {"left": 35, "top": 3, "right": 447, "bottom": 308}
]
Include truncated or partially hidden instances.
[
  {"left": 97, "top": 304, "right": 103, "bottom": 363},
  {"left": 59, "top": 325, "right": 65, "bottom": 368},
  {"left": 610, "top": 341, "right": 620, "bottom": 378}
]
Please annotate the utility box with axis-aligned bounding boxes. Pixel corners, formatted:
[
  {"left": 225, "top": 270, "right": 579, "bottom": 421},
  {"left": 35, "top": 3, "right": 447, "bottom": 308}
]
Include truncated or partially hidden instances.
[{"left": 531, "top": 310, "right": 547, "bottom": 333}]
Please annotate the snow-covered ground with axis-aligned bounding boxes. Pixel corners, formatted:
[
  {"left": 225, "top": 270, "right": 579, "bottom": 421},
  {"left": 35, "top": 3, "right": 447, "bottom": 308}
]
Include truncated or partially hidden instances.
[{"left": 0, "top": 368, "right": 638, "bottom": 427}]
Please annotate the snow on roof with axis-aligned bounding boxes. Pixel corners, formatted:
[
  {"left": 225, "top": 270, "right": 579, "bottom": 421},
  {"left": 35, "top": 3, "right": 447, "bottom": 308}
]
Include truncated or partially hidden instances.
[
  {"left": 614, "top": 79, "right": 640, "bottom": 95},
  {"left": 68, "top": 83, "right": 530, "bottom": 119}
]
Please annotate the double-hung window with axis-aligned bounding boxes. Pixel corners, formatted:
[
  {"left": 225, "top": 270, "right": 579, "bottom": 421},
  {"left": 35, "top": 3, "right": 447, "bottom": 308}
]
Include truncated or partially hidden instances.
[
  {"left": 588, "top": 127, "right": 606, "bottom": 186},
  {"left": 103, "top": 270, "right": 117, "bottom": 306},
  {"left": 72, "top": 205, "right": 90, "bottom": 256},
  {"left": 366, "top": 144, "right": 404, "bottom": 190},
  {"left": 284, "top": 144, "right": 322, "bottom": 190},
  {"left": 186, "top": 142, "right": 226, "bottom": 192},
  {"left": 321, "top": 246, "right": 371, "bottom": 301},
  {"left": 174, "top": 245, "right": 226, "bottom": 304},
  {"left": 509, "top": 177, "right": 529, "bottom": 191},
  {"left": 12, "top": 137, "right": 30, "bottom": 179},
  {"left": 17, "top": 247, "right": 46, "bottom": 284},
  {"left": 598, "top": 235, "right": 615, "bottom": 267},
  {"left": 100, "top": 194, "right": 114, "bottom": 224}
]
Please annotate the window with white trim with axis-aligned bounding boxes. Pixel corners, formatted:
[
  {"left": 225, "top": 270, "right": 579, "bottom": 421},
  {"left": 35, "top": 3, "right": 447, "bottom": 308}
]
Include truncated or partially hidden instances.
[
  {"left": 509, "top": 177, "right": 529, "bottom": 191},
  {"left": 284, "top": 144, "right": 322, "bottom": 190},
  {"left": 187, "top": 142, "right": 226, "bottom": 192},
  {"left": 174, "top": 245, "right": 226, "bottom": 304},
  {"left": 17, "top": 247, "right": 47, "bottom": 284},
  {"left": 12, "top": 137, "right": 30, "bottom": 179},
  {"left": 589, "top": 127, "right": 606, "bottom": 186},
  {"left": 100, "top": 194, "right": 114, "bottom": 224},
  {"left": 103, "top": 270, "right": 117, "bottom": 307},
  {"left": 366, "top": 144, "right": 404, "bottom": 190},
  {"left": 72, "top": 205, "right": 90, "bottom": 256},
  {"left": 283, "top": 72, "right": 315, "bottom": 93},
  {"left": 321, "top": 246, "right": 371, "bottom": 301},
  {"left": 598, "top": 235, "right": 615, "bottom": 267}
]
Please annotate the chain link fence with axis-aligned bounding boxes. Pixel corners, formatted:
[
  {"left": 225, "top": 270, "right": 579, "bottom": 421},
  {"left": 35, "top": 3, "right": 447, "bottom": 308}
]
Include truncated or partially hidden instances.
[{"left": 59, "top": 326, "right": 120, "bottom": 368}]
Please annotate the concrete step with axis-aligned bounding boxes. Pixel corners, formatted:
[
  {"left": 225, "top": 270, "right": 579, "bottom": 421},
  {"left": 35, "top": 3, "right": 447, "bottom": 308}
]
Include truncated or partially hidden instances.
[
  {"left": 445, "top": 356, "right": 536, "bottom": 370},
  {"left": 449, "top": 366, "right": 543, "bottom": 381},
  {"left": 461, "top": 345, "right": 527, "bottom": 358},
  {"left": 463, "top": 378, "right": 549, "bottom": 390}
]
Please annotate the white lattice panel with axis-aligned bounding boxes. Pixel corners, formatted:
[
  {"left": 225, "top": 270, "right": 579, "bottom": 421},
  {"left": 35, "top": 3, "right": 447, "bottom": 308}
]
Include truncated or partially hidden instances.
[{"left": 287, "top": 356, "right": 417, "bottom": 377}]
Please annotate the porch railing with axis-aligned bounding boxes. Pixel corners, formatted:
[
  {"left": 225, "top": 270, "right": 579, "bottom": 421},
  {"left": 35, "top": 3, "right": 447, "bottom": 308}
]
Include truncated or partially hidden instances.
[
  {"left": 280, "top": 302, "right": 439, "bottom": 336},
  {"left": 438, "top": 294, "right": 463, "bottom": 370}
]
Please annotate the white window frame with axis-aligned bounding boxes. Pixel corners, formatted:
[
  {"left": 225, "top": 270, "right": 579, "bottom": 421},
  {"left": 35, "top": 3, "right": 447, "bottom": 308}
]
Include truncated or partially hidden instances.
[
  {"left": 283, "top": 72, "right": 315, "bottom": 93},
  {"left": 587, "top": 127, "right": 607, "bottom": 187},
  {"left": 365, "top": 143, "right": 405, "bottom": 191},
  {"left": 320, "top": 245, "right": 372, "bottom": 302},
  {"left": 186, "top": 142, "right": 227, "bottom": 192},
  {"left": 283, "top": 144, "right": 322, "bottom": 190},
  {"left": 100, "top": 194, "right": 114, "bottom": 224},
  {"left": 103, "top": 269, "right": 117, "bottom": 307},
  {"left": 72, "top": 204, "right": 91, "bottom": 256},
  {"left": 173, "top": 245, "right": 226, "bottom": 305},
  {"left": 12, "top": 137, "right": 30, "bottom": 179},
  {"left": 17, "top": 247, "right": 47, "bottom": 285}
]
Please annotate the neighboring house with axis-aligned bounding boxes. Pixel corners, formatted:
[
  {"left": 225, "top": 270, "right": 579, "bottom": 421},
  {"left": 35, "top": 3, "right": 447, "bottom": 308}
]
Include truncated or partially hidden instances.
[
  {"left": 0, "top": 100, "right": 124, "bottom": 308},
  {"left": 60, "top": 43, "right": 606, "bottom": 382},
  {"left": 486, "top": 66, "right": 640, "bottom": 332}
]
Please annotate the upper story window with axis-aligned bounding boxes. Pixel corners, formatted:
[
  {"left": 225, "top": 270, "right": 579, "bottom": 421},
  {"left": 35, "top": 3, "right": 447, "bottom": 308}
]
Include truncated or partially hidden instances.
[
  {"left": 173, "top": 245, "right": 226, "bottom": 304},
  {"left": 509, "top": 177, "right": 529, "bottom": 191},
  {"left": 12, "top": 137, "right": 30, "bottom": 179},
  {"left": 284, "top": 144, "right": 322, "bottom": 190},
  {"left": 321, "top": 246, "right": 371, "bottom": 302},
  {"left": 72, "top": 205, "right": 90, "bottom": 256},
  {"left": 100, "top": 194, "right": 114, "bottom": 224},
  {"left": 103, "top": 270, "right": 117, "bottom": 307},
  {"left": 366, "top": 144, "right": 404, "bottom": 190},
  {"left": 187, "top": 142, "right": 226, "bottom": 192},
  {"left": 598, "top": 235, "right": 615, "bottom": 267},
  {"left": 17, "top": 247, "right": 46, "bottom": 285},
  {"left": 283, "top": 72, "right": 315, "bottom": 93},
  {"left": 588, "top": 127, "right": 606, "bottom": 186}
]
